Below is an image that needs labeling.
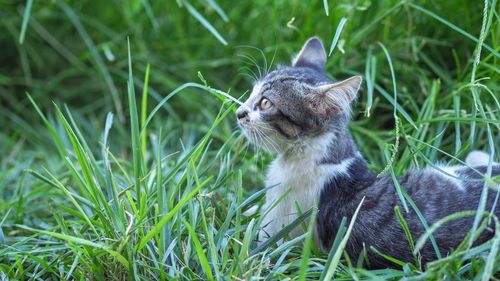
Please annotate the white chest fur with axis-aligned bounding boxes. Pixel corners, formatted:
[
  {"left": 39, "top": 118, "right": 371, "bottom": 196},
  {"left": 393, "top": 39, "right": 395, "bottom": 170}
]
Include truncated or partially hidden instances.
[
  {"left": 259, "top": 134, "right": 356, "bottom": 241},
  {"left": 261, "top": 157, "right": 324, "bottom": 240}
]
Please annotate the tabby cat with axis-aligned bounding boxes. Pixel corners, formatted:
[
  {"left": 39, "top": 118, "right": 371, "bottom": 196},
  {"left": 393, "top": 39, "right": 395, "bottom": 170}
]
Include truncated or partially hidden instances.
[{"left": 236, "top": 37, "right": 500, "bottom": 268}]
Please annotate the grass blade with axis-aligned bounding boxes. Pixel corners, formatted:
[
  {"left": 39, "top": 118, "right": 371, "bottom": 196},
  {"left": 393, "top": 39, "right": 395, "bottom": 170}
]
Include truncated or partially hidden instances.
[
  {"left": 184, "top": 219, "right": 214, "bottom": 281},
  {"left": 140, "top": 63, "right": 151, "bottom": 166},
  {"left": 394, "top": 206, "right": 417, "bottom": 265},
  {"left": 322, "top": 197, "right": 365, "bottom": 281},
  {"left": 19, "top": 0, "right": 34, "bottom": 44},
  {"left": 250, "top": 208, "right": 313, "bottom": 256},
  {"left": 319, "top": 217, "right": 347, "bottom": 280},
  {"left": 364, "top": 47, "right": 376, "bottom": 117},
  {"left": 57, "top": 1, "right": 123, "bottom": 119},
  {"left": 206, "top": 0, "right": 229, "bottom": 22},
  {"left": 16, "top": 225, "right": 129, "bottom": 269},
  {"left": 482, "top": 215, "right": 500, "bottom": 281},
  {"left": 127, "top": 38, "right": 143, "bottom": 213},
  {"left": 137, "top": 176, "right": 211, "bottom": 251},
  {"left": 328, "top": 17, "right": 347, "bottom": 56},
  {"left": 298, "top": 207, "right": 318, "bottom": 281},
  {"left": 407, "top": 2, "right": 498, "bottom": 58},
  {"left": 183, "top": 1, "right": 227, "bottom": 45}
]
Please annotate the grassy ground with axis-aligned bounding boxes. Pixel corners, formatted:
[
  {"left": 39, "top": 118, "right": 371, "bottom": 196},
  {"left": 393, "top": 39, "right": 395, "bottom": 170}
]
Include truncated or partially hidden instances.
[{"left": 0, "top": 0, "right": 499, "bottom": 280}]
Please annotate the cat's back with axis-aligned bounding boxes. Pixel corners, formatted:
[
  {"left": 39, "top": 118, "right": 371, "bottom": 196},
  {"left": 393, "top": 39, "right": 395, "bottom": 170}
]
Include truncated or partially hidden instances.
[
  {"left": 350, "top": 164, "right": 500, "bottom": 267},
  {"left": 397, "top": 164, "right": 500, "bottom": 215}
]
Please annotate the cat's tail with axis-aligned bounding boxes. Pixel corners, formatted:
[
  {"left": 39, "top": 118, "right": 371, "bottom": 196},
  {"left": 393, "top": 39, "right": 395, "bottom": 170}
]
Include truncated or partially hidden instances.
[{"left": 465, "top": 151, "right": 492, "bottom": 166}]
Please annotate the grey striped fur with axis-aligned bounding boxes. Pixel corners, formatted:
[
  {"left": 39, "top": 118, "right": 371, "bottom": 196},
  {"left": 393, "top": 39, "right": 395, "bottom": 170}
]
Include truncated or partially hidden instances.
[{"left": 237, "top": 37, "right": 500, "bottom": 268}]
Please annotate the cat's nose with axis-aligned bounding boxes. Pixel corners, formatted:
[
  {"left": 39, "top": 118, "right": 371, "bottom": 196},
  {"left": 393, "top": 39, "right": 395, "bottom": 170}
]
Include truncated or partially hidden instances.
[{"left": 237, "top": 108, "right": 249, "bottom": 122}]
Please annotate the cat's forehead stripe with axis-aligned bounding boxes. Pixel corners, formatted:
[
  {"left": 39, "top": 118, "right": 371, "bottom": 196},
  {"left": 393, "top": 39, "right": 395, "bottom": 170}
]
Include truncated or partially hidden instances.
[
  {"left": 259, "top": 74, "right": 325, "bottom": 90},
  {"left": 255, "top": 78, "right": 305, "bottom": 95},
  {"left": 250, "top": 82, "right": 264, "bottom": 99}
]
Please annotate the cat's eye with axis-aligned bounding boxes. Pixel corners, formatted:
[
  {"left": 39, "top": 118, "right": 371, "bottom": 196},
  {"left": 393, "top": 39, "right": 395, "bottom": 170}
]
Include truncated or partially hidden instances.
[{"left": 259, "top": 98, "right": 272, "bottom": 110}]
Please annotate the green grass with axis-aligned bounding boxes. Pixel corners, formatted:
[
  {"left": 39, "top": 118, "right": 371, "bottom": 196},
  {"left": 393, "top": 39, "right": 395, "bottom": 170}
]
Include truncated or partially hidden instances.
[{"left": 1, "top": 0, "right": 499, "bottom": 279}]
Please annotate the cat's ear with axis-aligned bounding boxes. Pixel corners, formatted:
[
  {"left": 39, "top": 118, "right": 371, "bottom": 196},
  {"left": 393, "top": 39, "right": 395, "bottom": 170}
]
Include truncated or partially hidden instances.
[
  {"left": 292, "top": 37, "right": 327, "bottom": 70},
  {"left": 308, "top": 76, "right": 362, "bottom": 117}
]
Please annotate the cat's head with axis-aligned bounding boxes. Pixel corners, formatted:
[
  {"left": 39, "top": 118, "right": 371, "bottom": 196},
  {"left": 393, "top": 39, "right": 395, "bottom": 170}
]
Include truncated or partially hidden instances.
[{"left": 236, "top": 37, "right": 362, "bottom": 153}]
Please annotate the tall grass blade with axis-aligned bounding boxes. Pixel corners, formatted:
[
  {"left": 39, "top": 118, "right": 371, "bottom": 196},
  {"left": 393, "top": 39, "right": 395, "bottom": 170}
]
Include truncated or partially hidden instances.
[
  {"left": 183, "top": 1, "right": 228, "bottom": 45},
  {"left": 16, "top": 225, "right": 129, "bottom": 269},
  {"left": 364, "top": 47, "right": 376, "bottom": 117},
  {"left": 206, "top": 0, "right": 229, "bottom": 22},
  {"left": 19, "top": 0, "right": 34, "bottom": 44},
  {"left": 127, "top": 38, "right": 143, "bottom": 212},
  {"left": 482, "top": 216, "right": 500, "bottom": 281},
  {"left": 407, "top": 2, "right": 498, "bottom": 58},
  {"left": 319, "top": 217, "right": 347, "bottom": 280},
  {"left": 137, "top": 177, "right": 211, "bottom": 251},
  {"left": 322, "top": 197, "right": 365, "bottom": 281},
  {"left": 57, "top": 1, "right": 123, "bottom": 119},
  {"left": 141, "top": 64, "right": 151, "bottom": 166},
  {"left": 329, "top": 17, "right": 347, "bottom": 56},
  {"left": 184, "top": 219, "right": 214, "bottom": 281},
  {"left": 250, "top": 208, "right": 313, "bottom": 256},
  {"left": 298, "top": 207, "right": 318, "bottom": 281}
]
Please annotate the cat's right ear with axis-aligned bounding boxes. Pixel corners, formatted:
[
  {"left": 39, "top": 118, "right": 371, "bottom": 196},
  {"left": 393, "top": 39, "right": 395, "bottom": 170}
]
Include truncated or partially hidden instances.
[
  {"left": 292, "top": 37, "right": 327, "bottom": 70},
  {"left": 308, "top": 76, "right": 362, "bottom": 118}
]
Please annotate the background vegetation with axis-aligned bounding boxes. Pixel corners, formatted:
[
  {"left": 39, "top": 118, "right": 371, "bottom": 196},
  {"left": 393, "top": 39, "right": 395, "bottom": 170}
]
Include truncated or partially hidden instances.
[{"left": 0, "top": 0, "right": 499, "bottom": 279}]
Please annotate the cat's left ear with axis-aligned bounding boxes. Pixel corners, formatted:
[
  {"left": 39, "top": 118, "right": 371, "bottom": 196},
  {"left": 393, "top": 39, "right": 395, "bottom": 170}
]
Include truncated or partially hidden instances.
[
  {"left": 308, "top": 76, "right": 362, "bottom": 117},
  {"left": 292, "top": 37, "right": 327, "bottom": 70}
]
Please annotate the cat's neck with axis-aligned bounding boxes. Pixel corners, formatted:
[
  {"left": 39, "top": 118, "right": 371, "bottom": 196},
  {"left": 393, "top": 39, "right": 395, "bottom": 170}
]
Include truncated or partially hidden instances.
[
  {"left": 278, "top": 125, "right": 376, "bottom": 190},
  {"left": 280, "top": 125, "right": 359, "bottom": 163}
]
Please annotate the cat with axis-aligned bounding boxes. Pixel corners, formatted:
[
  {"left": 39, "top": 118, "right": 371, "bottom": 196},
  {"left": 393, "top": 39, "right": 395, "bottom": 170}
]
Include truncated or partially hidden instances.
[{"left": 236, "top": 37, "right": 500, "bottom": 268}]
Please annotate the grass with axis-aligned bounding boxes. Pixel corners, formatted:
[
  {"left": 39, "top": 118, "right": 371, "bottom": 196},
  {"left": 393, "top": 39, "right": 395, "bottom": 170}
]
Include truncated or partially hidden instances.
[{"left": 0, "top": 0, "right": 499, "bottom": 279}]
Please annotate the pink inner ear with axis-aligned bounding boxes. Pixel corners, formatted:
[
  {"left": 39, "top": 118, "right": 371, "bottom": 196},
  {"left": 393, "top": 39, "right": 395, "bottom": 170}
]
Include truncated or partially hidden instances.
[
  {"left": 309, "top": 93, "right": 340, "bottom": 117},
  {"left": 325, "top": 105, "right": 340, "bottom": 116}
]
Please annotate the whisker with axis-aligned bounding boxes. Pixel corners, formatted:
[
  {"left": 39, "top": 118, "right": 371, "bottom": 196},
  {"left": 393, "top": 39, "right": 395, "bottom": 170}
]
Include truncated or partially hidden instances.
[
  {"left": 238, "top": 66, "right": 259, "bottom": 82},
  {"left": 239, "top": 71, "right": 257, "bottom": 83},
  {"left": 268, "top": 45, "right": 278, "bottom": 74},
  {"left": 237, "top": 45, "right": 269, "bottom": 79},
  {"left": 238, "top": 53, "right": 264, "bottom": 80},
  {"left": 259, "top": 131, "right": 280, "bottom": 153},
  {"left": 254, "top": 128, "right": 270, "bottom": 152},
  {"left": 251, "top": 124, "right": 280, "bottom": 154}
]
